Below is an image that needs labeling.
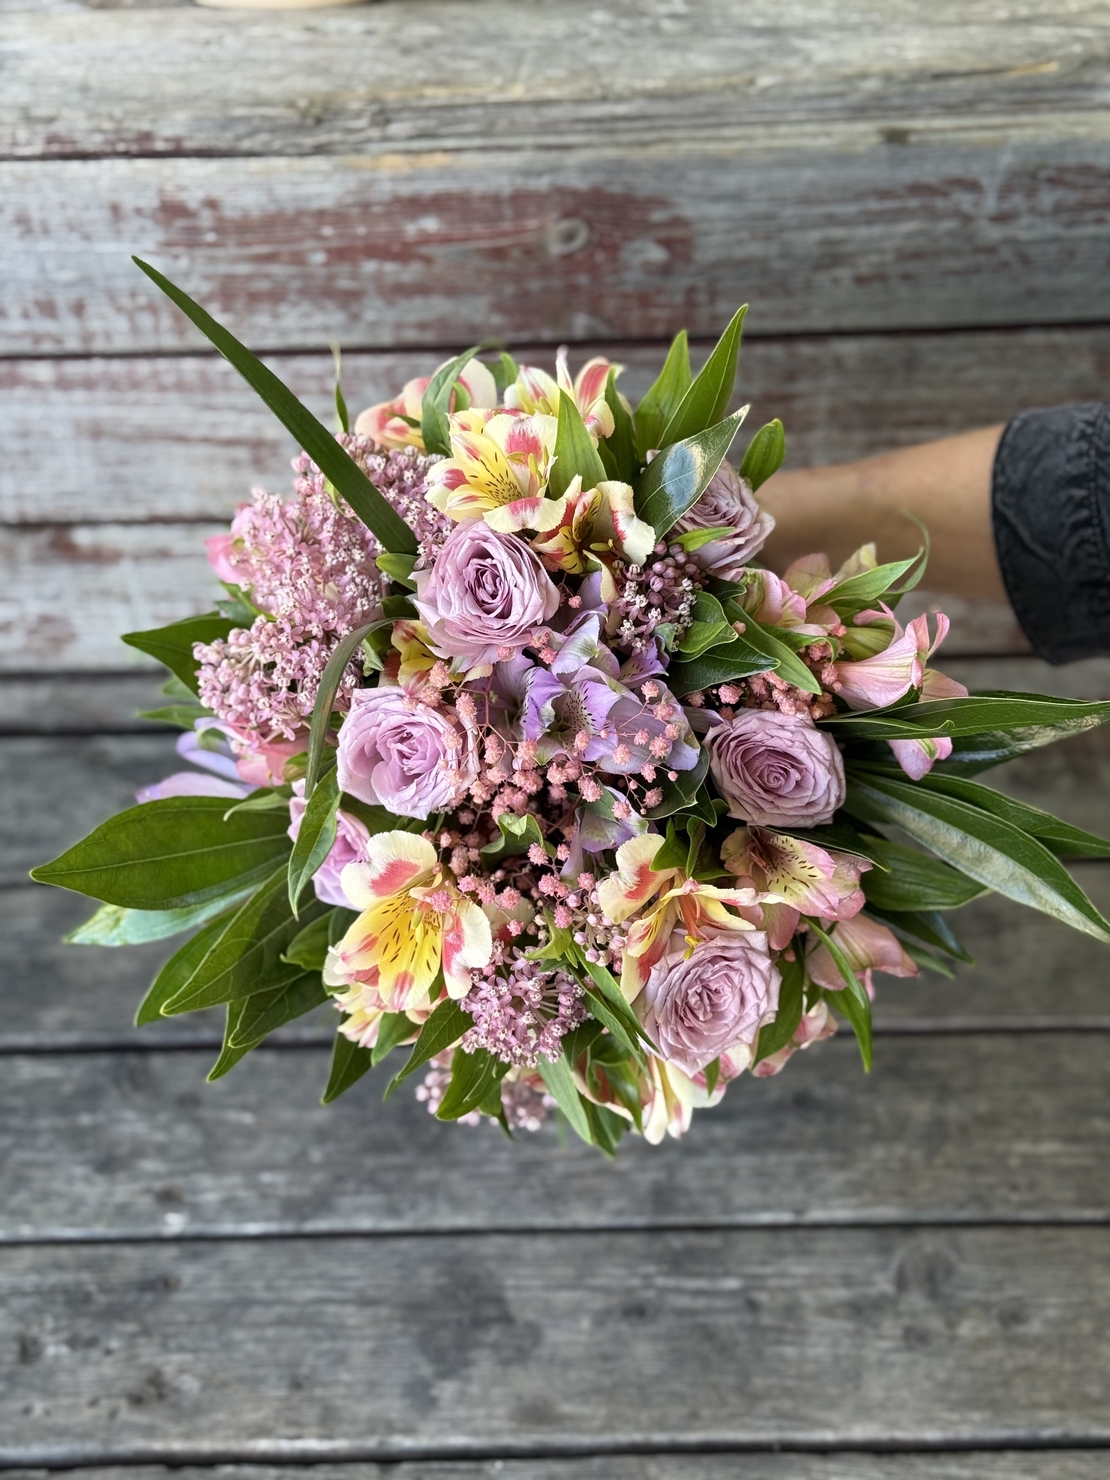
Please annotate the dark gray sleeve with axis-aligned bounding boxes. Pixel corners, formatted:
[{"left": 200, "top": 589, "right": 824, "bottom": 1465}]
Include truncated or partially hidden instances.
[{"left": 991, "top": 401, "right": 1110, "bottom": 663}]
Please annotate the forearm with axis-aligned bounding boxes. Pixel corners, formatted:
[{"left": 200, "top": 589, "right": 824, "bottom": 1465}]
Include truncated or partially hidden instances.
[{"left": 757, "top": 424, "right": 1007, "bottom": 602}]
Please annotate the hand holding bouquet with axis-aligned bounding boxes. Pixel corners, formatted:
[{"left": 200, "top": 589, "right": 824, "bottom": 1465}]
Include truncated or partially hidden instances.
[{"left": 34, "top": 263, "right": 1110, "bottom": 1152}]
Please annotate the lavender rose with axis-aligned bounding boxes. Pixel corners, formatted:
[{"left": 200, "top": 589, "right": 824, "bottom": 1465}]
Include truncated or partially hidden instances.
[
  {"left": 413, "top": 519, "right": 560, "bottom": 672},
  {"left": 705, "top": 709, "right": 845, "bottom": 826},
  {"left": 639, "top": 927, "right": 781, "bottom": 1076},
  {"left": 336, "top": 687, "right": 478, "bottom": 820},
  {"left": 288, "top": 785, "right": 372, "bottom": 908},
  {"left": 672, "top": 458, "right": 774, "bottom": 580}
]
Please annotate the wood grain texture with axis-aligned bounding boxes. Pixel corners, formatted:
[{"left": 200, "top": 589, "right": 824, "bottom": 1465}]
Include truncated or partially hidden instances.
[
  {"left": 4, "top": 1033, "right": 1110, "bottom": 1240},
  {"left": 7, "top": 327, "right": 1110, "bottom": 524},
  {"left": 6, "top": 136, "right": 1110, "bottom": 357},
  {"left": 3, "top": 1228, "right": 1110, "bottom": 1460},
  {"left": 5, "top": 0, "right": 1109, "bottom": 161},
  {"left": 8, "top": 1462, "right": 1110, "bottom": 1480}
]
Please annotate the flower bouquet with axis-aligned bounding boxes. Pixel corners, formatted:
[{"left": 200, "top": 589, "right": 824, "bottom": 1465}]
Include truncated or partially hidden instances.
[{"left": 33, "top": 260, "right": 1110, "bottom": 1150}]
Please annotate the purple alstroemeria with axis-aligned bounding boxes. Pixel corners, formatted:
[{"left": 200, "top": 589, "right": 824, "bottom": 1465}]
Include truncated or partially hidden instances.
[{"left": 135, "top": 724, "right": 255, "bottom": 804}]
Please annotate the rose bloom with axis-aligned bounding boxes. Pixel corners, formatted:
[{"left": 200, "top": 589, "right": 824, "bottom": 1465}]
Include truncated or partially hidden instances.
[
  {"left": 412, "top": 519, "right": 560, "bottom": 673},
  {"left": 672, "top": 458, "right": 775, "bottom": 580},
  {"left": 638, "top": 927, "right": 781, "bottom": 1078},
  {"left": 287, "top": 782, "right": 372, "bottom": 908},
  {"left": 337, "top": 687, "right": 478, "bottom": 820},
  {"left": 705, "top": 710, "right": 845, "bottom": 827}
]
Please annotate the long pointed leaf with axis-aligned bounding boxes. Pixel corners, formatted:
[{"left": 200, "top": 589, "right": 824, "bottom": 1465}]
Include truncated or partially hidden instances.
[
  {"left": 132, "top": 257, "right": 416, "bottom": 555},
  {"left": 288, "top": 767, "right": 341, "bottom": 913},
  {"left": 668, "top": 638, "right": 775, "bottom": 696},
  {"left": 634, "top": 409, "right": 748, "bottom": 537},
  {"left": 807, "top": 921, "right": 872, "bottom": 1070},
  {"left": 752, "top": 949, "right": 805, "bottom": 1064},
  {"left": 420, "top": 343, "right": 483, "bottom": 456},
  {"left": 384, "top": 996, "right": 470, "bottom": 1100},
  {"left": 848, "top": 775, "right": 1110, "bottom": 944},
  {"left": 304, "top": 619, "right": 385, "bottom": 797},
  {"left": 658, "top": 306, "right": 747, "bottom": 449},
  {"left": 823, "top": 693, "right": 1110, "bottom": 742},
  {"left": 322, "top": 1032, "right": 375, "bottom": 1104},
  {"left": 738, "top": 419, "right": 786, "bottom": 490},
  {"left": 121, "top": 613, "right": 234, "bottom": 693},
  {"left": 633, "top": 330, "right": 691, "bottom": 460},
  {"left": 229, "top": 971, "right": 328, "bottom": 1048},
  {"left": 739, "top": 619, "right": 821, "bottom": 695},
  {"left": 909, "top": 769, "right": 1110, "bottom": 859},
  {"left": 548, "top": 390, "right": 607, "bottom": 499},
  {"left": 539, "top": 1052, "right": 593, "bottom": 1145}
]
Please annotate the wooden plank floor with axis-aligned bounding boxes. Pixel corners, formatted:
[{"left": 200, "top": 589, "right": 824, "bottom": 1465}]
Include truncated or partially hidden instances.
[{"left": 3, "top": 0, "right": 1109, "bottom": 1472}]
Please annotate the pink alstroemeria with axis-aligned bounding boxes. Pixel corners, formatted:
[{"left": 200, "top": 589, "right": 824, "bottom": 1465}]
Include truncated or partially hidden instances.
[
  {"left": 425, "top": 409, "right": 558, "bottom": 523},
  {"left": 486, "top": 474, "right": 655, "bottom": 592},
  {"left": 505, "top": 349, "right": 619, "bottom": 439},
  {"left": 741, "top": 567, "right": 838, "bottom": 639},
  {"left": 751, "top": 999, "right": 837, "bottom": 1078},
  {"left": 720, "top": 826, "right": 869, "bottom": 950},
  {"left": 596, "top": 834, "right": 770, "bottom": 1001},
  {"left": 355, "top": 358, "right": 498, "bottom": 452},
  {"left": 807, "top": 914, "right": 917, "bottom": 997},
  {"left": 324, "top": 832, "right": 492, "bottom": 1012},
  {"left": 832, "top": 609, "right": 952, "bottom": 711},
  {"left": 887, "top": 663, "right": 970, "bottom": 778}
]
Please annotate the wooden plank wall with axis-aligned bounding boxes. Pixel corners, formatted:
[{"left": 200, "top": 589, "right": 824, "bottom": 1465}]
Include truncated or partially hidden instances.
[{"left": 1, "top": 0, "right": 1109, "bottom": 1473}]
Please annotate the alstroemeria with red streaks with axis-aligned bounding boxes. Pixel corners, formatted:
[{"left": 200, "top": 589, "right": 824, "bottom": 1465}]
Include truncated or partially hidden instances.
[
  {"left": 721, "top": 825, "right": 869, "bottom": 950},
  {"left": 505, "top": 349, "right": 619, "bottom": 439},
  {"left": 324, "top": 832, "right": 492, "bottom": 1012},
  {"left": 487, "top": 474, "right": 655, "bottom": 595},
  {"left": 425, "top": 409, "right": 558, "bottom": 523},
  {"left": 806, "top": 913, "right": 917, "bottom": 998},
  {"left": 355, "top": 358, "right": 498, "bottom": 452},
  {"left": 596, "top": 833, "right": 771, "bottom": 1001}
]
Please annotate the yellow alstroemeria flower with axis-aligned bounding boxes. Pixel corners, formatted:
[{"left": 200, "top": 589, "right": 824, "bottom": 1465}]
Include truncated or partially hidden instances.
[
  {"left": 425, "top": 409, "right": 558, "bottom": 523},
  {"left": 597, "top": 833, "right": 773, "bottom": 1001},
  {"left": 323, "top": 832, "right": 492, "bottom": 1012},
  {"left": 506, "top": 350, "right": 621, "bottom": 440}
]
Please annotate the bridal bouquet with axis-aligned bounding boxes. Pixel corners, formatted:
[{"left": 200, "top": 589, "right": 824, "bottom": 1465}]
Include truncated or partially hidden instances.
[{"left": 34, "top": 262, "right": 1110, "bottom": 1150}]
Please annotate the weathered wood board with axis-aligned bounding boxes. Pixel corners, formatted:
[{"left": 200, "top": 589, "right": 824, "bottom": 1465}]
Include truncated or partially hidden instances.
[
  {"left": 3, "top": 1033, "right": 1109, "bottom": 1240},
  {"left": 7, "top": 327, "right": 1110, "bottom": 525},
  {"left": 3, "top": 1228, "right": 1110, "bottom": 1461},
  {"left": 6, "top": 132, "right": 1110, "bottom": 357}
]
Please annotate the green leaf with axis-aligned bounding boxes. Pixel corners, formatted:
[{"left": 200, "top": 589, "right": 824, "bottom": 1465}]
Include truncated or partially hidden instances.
[
  {"left": 135, "top": 914, "right": 230, "bottom": 1026},
  {"left": 491, "top": 351, "right": 520, "bottom": 395},
  {"left": 584, "top": 1101, "right": 627, "bottom": 1156},
  {"left": 668, "top": 637, "right": 775, "bottom": 697},
  {"left": 860, "top": 836, "right": 987, "bottom": 911},
  {"left": 671, "top": 524, "right": 735, "bottom": 553},
  {"left": 865, "top": 905, "right": 973, "bottom": 964},
  {"left": 121, "top": 613, "right": 234, "bottom": 694},
  {"left": 161, "top": 868, "right": 326, "bottom": 1014},
  {"left": 304, "top": 620, "right": 386, "bottom": 797},
  {"left": 223, "top": 790, "right": 291, "bottom": 820},
  {"left": 67, "top": 887, "right": 254, "bottom": 947},
  {"left": 752, "top": 949, "right": 805, "bottom": 1064},
  {"left": 481, "top": 811, "right": 546, "bottom": 863},
  {"left": 808, "top": 921, "right": 872, "bottom": 1070},
  {"left": 288, "top": 767, "right": 341, "bottom": 914},
  {"left": 539, "top": 1052, "right": 593, "bottom": 1145},
  {"left": 677, "top": 592, "right": 734, "bottom": 659},
  {"left": 420, "top": 343, "right": 483, "bottom": 456},
  {"left": 822, "top": 693, "right": 1110, "bottom": 742},
  {"left": 601, "top": 369, "right": 637, "bottom": 483},
  {"left": 229, "top": 971, "right": 328, "bottom": 1048},
  {"left": 823, "top": 555, "right": 923, "bottom": 616},
  {"left": 322, "top": 1032, "right": 375, "bottom": 1104},
  {"left": 847, "top": 774, "right": 1110, "bottom": 945},
  {"left": 580, "top": 987, "right": 643, "bottom": 1061},
  {"left": 331, "top": 343, "right": 350, "bottom": 434},
  {"left": 132, "top": 257, "right": 416, "bottom": 555},
  {"left": 581, "top": 959, "right": 655, "bottom": 1054},
  {"left": 371, "top": 1011, "right": 417, "bottom": 1066},
  {"left": 907, "top": 769, "right": 1110, "bottom": 860},
  {"left": 206, "top": 1000, "right": 255, "bottom": 1082},
  {"left": 738, "top": 619, "right": 821, "bottom": 695},
  {"left": 437, "top": 1046, "right": 508, "bottom": 1120},
  {"left": 340, "top": 794, "right": 420, "bottom": 835},
  {"left": 385, "top": 996, "right": 471, "bottom": 1099},
  {"left": 32, "top": 796, "right": 292, "bottom": 909},
  {"left": 136, "top": 703, "right": 213, "bottom": 730},
  {"left": 634, "top": 409, "right": 748, "bottom": 538},
  {"left": 643, "top": 746, "right": 710, "bottom": 820},
  {"left": 548, "top": 390, "right": 607, "bottom": 499},
  {"left": 375, "top": 552, "right": 417, "bottom": 591},
  {"left": 561, "top": 1016, "right": 606, "bottom": 1068},
  {"left": 738, "top": 418, "right": 786, "bottom": 490},
  {"left": 658, "top": 306, "right": 747, "bottom": 449},
  {"left": 283, "top": 911, "right": 334, "bottom": 972},
  {"left": 938, "top": 717, "right": 1110, "bottom": 775},
  {"left": 703, "top": 1056, "right": 721, "bottom": 1097},
  {"left": 634, "top": 330, "right": 692, "bottom": 460}
]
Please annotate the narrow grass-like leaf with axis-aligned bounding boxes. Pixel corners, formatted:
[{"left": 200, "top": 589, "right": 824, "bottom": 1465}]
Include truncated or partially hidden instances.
[
  {"left": 121, "top": 614, "right": 234, "bottom": 693},
  {"left": 539, "top": 1052, "right": 593, "bottom": 1145},
  {"left": 823, "top": 693, "right": 1110, "bottom": 742},
  {"left": 848, "top": 774, "right": 1110, "bottom": 944},
  {"left": 581, "top": 959, "right": 656, "bottom": 1053},
  {"left": 658, "top": 306, "right": 747, "bottom": 448},
  {"left": 738, "top": 418, "right": 786, "bottom": 490},
  {"left": 808, "top": 921, "right": 872, "bottom": 1070},
  {"left": 385, "top": 996, "right": 470, "bottom": 1099},
  {"left": 601, "top": 370, "right": 637, "bottom": 483},
  {"left": 634, "top": 330, "right": 691, "bottom": 460},
  {"left": 580, "top": 987, "right": 643, "bottom": 1061},
  {"left": 548, "top": 391, "right": 607, "bottom": 499},
  {"left": 304, "top": 619, "right": 385, "bottom": 797},
  {"left": 322, "top": 1033, "right": 375, "bottom": 1104},
  {"left": 288, "top": 767, "right": 341, "bottom": 913},
  {"left": 133, "top": 257, "right": 416, "bottom": 555},
  {"left": 634, "top": 409, "right": 748, "bottom": 537},
  {"left": 32, "top": 796, "right": 292, "bottom": 909},
  {"left": 420, "top": 343, "right": 483, "bottom": 456},
  {"left": 331, "top": 343, "right": 350, "bottom": 434}
]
